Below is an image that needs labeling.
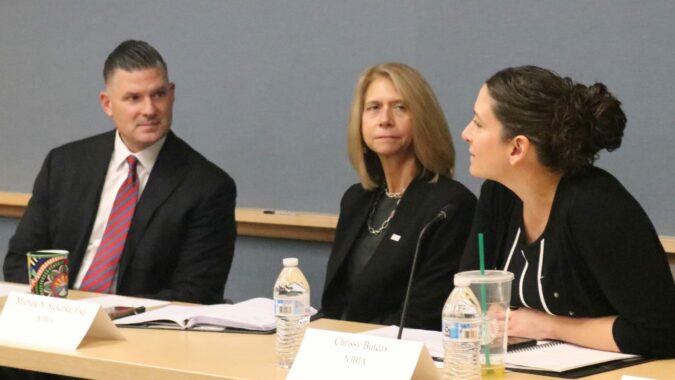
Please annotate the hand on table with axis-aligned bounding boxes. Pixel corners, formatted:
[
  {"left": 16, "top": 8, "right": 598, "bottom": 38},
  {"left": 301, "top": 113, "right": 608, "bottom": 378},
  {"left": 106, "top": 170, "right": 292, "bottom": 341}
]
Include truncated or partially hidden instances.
[{"left": 508, "top": 307, "right": 555, "bottom": 340}]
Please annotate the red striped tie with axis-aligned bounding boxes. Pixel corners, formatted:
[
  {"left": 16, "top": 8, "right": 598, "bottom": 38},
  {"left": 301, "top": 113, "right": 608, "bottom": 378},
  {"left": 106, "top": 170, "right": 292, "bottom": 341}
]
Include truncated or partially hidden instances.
[{"left": 80, "top": 155, "right": 139, "bottom": 293}]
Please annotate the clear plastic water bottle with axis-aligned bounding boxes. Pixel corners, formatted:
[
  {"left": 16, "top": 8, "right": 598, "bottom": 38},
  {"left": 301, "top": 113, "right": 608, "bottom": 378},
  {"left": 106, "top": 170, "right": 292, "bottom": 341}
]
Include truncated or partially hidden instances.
[
  {"left": 442, "top": 276, "right": 482, "bottom": 380},
  {"left": 273, "top": 257, "right": 311, "bottom": 368}
]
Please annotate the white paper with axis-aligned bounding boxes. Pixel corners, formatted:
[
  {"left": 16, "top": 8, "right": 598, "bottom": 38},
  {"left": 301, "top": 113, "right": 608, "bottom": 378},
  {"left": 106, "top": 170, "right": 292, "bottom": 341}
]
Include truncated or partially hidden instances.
[
  {"left": 113, "top": 304, "right": 196, "bottom": 328},
  {"left": 186, "top": 298, "right": 277, "bottom": 330},
  {"left": 363, "top": 325, "right": 444, "bottom": 359},
  {"left": 0, "top": 292, "right": 124, "bottom": 350},
  {"left": 288, "top": 328, "right": 441, "bottom": 380},
  {"left": 81, "top": 294, "right": 169, "bottom": 309},
  {"left": 0, "top": 282, "right": 29, "bottom": 297},
  {"left": 506, "top": 340, "right": 638, "bottom": 372},
  {"left": 114, "top": 297, "right": 315, "bottom": 331}
]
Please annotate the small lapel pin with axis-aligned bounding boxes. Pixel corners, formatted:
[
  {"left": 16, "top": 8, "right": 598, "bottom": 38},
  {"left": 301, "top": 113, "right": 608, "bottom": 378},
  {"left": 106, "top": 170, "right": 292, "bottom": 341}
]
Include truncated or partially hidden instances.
[{"left": 390, "top": 234, "right": 401, "bottom": 242}]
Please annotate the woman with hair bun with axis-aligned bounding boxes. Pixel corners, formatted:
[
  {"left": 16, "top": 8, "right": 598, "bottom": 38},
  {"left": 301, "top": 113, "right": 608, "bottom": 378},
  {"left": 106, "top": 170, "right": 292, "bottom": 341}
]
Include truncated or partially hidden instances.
[{"left": 460, "top": 65, "right": 675, "bottom": 357}]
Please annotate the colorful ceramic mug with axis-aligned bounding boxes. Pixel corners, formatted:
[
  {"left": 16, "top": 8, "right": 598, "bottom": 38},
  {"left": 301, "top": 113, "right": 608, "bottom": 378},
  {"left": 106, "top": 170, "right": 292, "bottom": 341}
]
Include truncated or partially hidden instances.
[{"left": 27, "top": 250, "right": 69, "bottom": 297}]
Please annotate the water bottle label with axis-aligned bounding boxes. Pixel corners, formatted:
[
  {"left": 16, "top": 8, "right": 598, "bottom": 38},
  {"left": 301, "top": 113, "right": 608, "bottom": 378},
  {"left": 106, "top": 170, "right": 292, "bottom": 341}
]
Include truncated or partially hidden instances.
[
  {"left": 443, "top": 321, "right": 479, "bottom": 340},
  {"left": 275, "top": 299, "right": 307, "bottom": 316}
]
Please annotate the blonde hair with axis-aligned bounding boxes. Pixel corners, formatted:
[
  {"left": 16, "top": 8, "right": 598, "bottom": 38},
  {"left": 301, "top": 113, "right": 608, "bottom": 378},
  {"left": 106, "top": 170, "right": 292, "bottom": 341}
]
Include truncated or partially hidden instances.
[{"left": 347, "top": 62, "right": 456, "bottom": 189}]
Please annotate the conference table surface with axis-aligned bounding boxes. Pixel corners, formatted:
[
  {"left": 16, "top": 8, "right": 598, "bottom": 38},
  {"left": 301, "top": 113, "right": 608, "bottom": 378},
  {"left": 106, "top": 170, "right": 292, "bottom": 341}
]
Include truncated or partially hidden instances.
[{"left": 0, "top": 290, "right": 672, "bottom": 380}]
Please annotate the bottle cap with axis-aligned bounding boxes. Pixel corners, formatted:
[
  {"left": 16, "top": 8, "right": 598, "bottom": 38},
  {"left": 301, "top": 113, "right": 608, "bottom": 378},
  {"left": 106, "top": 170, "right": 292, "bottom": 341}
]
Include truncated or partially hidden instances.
[
  {"left": 283, "top": 257, "right": 298, "bottom": 267},
  {"left": 453, "top": 276, "right": 471, "bottom": 287}
]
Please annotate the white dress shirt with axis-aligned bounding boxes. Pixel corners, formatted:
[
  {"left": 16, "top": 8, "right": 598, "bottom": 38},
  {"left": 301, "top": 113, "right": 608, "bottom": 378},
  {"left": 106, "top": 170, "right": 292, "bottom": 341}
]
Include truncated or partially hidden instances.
[{"left": 74, "top": 131, "right": 166, "bottom": 290}]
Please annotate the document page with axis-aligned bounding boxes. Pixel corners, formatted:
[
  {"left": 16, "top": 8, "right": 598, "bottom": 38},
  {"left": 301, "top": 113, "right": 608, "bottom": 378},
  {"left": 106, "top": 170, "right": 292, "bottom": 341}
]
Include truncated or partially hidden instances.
[
  {"left": 507, "top": 340, "right": 638, "bottom": 372},
  {"left": 362, "top": 325, "right": 444, "bottom": 359},
  {"left": 113, "top": 304, "right": 195, "bottom": 328},
  {"left": 190, "top": 298, "right": 277, "bottom": 330},
  {"left": 113, "top": 297, "right": 306, "bottom": 331},
  {"left": 0, "top": 282, "right": 29, "bottom": 297}
]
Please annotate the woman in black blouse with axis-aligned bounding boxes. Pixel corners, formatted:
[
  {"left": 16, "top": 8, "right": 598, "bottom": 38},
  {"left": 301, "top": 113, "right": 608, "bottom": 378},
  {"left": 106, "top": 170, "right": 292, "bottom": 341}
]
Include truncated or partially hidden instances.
[
  {"left": 460, "top": 65, "right": 675, "bottom": 357},
  {"left": 321, "top": 63, "right": 476, "bottom": 330}
]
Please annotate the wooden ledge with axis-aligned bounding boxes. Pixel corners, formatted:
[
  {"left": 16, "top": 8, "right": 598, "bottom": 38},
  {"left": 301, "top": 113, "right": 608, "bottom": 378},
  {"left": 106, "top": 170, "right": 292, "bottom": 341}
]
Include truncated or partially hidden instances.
[
  {"left": 662, "top": 237, "right": 675, "bottom": 256},
  {"left": 0, "top": 192, "right": 31, "bottom": 218},
  {"left": 0, "top": 191, "right": 337, "bottom": 243},
  {"left": 1, "top": 192, "right": 674, "bottom": 252},
  {"left": 235, "top": 208, "right": 337, "bottom": 242}
]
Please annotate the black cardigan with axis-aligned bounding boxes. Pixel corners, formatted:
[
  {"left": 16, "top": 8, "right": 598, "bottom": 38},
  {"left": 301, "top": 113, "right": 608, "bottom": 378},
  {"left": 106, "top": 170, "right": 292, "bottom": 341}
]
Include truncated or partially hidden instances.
[
  {"left": 460, "top": 166, "right": 675, "bottom": 358},
  {"left": 322, "top": 175, "right": 476, "bottom": 330}
]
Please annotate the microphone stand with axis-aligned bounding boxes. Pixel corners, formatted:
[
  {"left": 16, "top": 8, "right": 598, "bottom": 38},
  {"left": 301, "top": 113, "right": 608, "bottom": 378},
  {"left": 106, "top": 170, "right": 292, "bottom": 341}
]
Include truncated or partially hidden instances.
[{"left": 397, "top": 206, "right": 451, "bottom": 339}]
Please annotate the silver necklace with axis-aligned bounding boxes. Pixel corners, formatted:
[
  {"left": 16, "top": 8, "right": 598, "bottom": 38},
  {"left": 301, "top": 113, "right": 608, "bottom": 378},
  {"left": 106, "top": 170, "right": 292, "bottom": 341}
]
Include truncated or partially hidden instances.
[
  {"left": 367, "top": 191, "right": 401, "bottom": 235},
  {"left": 384, "top": 188, "right": 405, "bottom": 199}
]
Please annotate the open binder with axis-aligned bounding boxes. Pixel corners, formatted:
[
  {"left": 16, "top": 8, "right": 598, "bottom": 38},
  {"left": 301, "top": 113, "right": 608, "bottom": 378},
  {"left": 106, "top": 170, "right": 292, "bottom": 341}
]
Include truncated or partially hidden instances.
[
  {"left": 113, "top": 297, "right": 315, "bottom": 334},
  {"left": 506, "top": 340, "right": 652, "bottom": 378}
]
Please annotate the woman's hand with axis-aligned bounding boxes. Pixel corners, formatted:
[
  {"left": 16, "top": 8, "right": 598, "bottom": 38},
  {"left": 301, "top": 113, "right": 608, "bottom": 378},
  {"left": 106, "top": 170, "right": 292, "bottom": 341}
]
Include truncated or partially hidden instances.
[
  {"left": 508, "top": 308, "right": 555, "bottom": 340},
  {"left": 507, "top": 308, "right": 620, "bottom": 352}
]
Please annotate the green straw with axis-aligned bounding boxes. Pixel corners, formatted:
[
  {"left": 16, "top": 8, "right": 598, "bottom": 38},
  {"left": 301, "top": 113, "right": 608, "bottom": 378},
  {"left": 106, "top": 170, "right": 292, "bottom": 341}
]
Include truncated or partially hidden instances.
[{"left": 478, "top": 233, "right": 492, "bottom": 369}]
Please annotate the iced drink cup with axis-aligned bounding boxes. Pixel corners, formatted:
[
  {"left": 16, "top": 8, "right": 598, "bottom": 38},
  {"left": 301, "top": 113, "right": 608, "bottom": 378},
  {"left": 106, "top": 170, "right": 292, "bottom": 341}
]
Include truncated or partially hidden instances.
[{"left": 455, "top": 270, "right": 514, "bottom": 378}]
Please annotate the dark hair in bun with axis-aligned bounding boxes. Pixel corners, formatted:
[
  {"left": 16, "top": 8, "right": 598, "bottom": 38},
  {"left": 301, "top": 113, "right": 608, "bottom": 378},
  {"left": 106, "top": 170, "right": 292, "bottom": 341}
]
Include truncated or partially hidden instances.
[{"left": 485, "top": 65, "right": 626, "bottom": 173}]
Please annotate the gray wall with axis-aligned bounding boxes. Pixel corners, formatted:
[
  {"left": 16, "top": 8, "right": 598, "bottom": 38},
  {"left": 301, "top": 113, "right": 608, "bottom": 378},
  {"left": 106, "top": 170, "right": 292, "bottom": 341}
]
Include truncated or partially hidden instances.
[{"left": 1, "top": 1, "right": 674, "bottom": 307}]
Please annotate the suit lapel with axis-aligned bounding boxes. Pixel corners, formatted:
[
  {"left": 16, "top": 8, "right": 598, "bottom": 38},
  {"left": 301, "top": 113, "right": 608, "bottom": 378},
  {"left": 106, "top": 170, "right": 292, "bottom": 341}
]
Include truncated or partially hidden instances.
[
  {"left": 118, "top": 132, "right": 189, "bottom": 279},
  {"left": 68, "top": 132, "right": 115, "bottom": 282},
  {"left": 324, "top": 190, "right": 376, "bottom": 289},
  {"left": 358, "top": 177, "right": 433, "bottom": 279}
]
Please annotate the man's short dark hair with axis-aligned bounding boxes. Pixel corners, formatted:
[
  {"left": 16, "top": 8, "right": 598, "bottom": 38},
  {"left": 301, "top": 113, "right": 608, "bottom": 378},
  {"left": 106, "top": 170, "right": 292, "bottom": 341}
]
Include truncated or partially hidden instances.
[{"left": 103, "top": 40, "right": 168, "bottom": 83}]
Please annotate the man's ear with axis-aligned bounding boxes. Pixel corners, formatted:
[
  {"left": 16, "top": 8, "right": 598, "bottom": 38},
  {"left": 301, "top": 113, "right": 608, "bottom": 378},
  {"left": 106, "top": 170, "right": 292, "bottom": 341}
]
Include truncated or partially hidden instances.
[
  {"left": 99, "top": 91, "right": 113, "bottom": 117},
  {"left": 508, "top": 135, "right": 531, "bottom": 166},
  {"left": 167, "top": 82, "right": 176, "bottom": 104}
]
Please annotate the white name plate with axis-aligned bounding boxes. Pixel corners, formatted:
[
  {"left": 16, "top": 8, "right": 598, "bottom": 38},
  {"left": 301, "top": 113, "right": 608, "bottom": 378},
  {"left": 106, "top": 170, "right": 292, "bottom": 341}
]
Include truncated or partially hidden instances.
[
  {"left": 287, "top": 328, "right": 441, "bottom": 380},
  {"left": 0, "top": 292, "right": 125, "bottom": 350}
]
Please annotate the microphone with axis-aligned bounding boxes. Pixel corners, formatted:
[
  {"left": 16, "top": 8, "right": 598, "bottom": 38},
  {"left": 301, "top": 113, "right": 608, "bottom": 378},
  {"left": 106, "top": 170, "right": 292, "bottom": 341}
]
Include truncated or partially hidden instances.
[{"left": 397, "top": 203, "right": 455, "bottom": 339}]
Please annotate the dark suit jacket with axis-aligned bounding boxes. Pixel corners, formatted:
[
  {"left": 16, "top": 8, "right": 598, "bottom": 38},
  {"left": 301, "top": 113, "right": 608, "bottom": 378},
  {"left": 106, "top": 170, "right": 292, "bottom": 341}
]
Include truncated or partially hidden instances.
[
  {"left": 3, "top": 130, "right": 236, "bottom": 304},
  {"left": 321, "top": 175, "right": 476, "bottom": 330}
]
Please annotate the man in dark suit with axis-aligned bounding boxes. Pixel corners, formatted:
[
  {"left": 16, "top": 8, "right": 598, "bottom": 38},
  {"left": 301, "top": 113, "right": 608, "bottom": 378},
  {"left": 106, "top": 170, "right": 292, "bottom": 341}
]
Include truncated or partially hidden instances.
[{"left": 3, "top": 40, "right": 236, "bottom": 305}]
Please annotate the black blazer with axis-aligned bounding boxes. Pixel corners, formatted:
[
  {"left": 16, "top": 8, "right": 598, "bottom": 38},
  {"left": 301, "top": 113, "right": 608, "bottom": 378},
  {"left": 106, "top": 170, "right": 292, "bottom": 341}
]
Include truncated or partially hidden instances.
[
  {"left": 460, "top": 170, "right": 675, "bottom": 358},
  {"left": 4, "top": 130, "right": 236, "bottom": 304},
  {"left": 322, "top": 175, "right": 476, "bottom": 330}
]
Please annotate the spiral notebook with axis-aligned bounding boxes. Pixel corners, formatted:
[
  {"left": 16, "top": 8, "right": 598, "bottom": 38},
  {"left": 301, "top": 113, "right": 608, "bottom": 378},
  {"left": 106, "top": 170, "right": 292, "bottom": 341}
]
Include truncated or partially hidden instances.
[{"left": 506, "top": 340, "right": 650, "bottom": 378}]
